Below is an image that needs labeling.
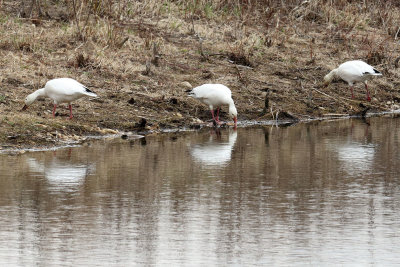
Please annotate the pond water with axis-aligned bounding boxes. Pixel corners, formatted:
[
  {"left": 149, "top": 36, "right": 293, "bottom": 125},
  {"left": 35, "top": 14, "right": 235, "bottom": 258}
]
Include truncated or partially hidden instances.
[{"left": 1, "top": 117, "right": 400, "bottom": 266}]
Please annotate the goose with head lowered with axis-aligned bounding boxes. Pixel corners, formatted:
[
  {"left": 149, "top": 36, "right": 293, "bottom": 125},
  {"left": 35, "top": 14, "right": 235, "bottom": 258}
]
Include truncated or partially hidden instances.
[
  {"left": 324, "top": 60, "right": 382, "bottom": 102},
  {"left": 22, "top": 78, "right": 97, "bottom": 119},
  {"left": 188, "top": 83, "right": 238, "bottom": 128}
]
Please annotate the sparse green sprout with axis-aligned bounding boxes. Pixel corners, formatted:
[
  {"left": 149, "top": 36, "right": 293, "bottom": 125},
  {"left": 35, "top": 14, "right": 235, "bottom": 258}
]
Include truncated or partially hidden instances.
[
  {"left": 204, "top": 3, "right": 214, "bottom": 18},
  {"left": 61, "top": 23, "right": 69, "bottom": 32},
  {"left": 170, "top": 20, "right": 182, "bottom": 31},
  {"left": 233, "top": 6, "right": 241, "bottom": 18},
  {"left": 0, "top": 15, "right": 8, "bottom": 24}
]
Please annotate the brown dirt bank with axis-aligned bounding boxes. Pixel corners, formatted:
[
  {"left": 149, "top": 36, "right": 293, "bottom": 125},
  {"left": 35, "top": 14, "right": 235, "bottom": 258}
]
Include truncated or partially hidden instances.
[{"left": 1, "top": 0, "right": 400, "bottom": 150}]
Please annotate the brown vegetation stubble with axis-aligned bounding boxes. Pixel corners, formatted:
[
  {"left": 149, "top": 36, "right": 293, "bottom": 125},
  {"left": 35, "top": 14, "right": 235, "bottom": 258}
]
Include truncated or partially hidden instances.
[{"left": 0, "top": 0, "right": 400, "bottom": 149}]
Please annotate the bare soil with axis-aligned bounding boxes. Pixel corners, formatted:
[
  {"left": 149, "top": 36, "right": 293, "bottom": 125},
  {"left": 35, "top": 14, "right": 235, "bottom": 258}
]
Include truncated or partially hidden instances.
[{"left": 1, "top": 1, "right": 400, "bottom": 150}]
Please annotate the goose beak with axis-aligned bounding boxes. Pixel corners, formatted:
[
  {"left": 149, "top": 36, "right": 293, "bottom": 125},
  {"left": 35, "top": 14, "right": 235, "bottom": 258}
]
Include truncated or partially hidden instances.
[
  {"left": 21, "top": 105, "right": 28, "bottom": 111},
  {"left": 233, "top": 117, "right": 237, "bottom": 128}
]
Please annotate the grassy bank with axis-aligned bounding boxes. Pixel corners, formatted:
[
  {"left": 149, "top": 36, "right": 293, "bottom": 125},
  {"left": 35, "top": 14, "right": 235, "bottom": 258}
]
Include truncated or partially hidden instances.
[{"left": 0, "top": 0, "right": 400, "bottom": 149}]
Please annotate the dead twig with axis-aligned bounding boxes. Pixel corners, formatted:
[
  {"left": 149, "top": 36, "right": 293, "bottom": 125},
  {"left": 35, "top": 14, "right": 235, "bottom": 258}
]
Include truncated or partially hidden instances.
[
  {"left": 152, "top": 42, "right": 160, "bottom": 66},
  {"left": 395, "top": 27, "right": 400, "bottom": 40},
  {"left": 117, "top": 37, "right": 129, "bottom": 48},
  {"left": 264, "top": 89, "right": 270, "bottom": 112},
  {"left": 190, "top": 16, "right": 195, "bottom": 35},
  {"left": 394, "top": 57, "right": 400, "bottom": 68},
  {"left": 71, "top": 0, "right": 83, "bottom": 40},
  {"left": 234, "top": 65, "right": 243, "bottom": 81},
  {"left": 142, "top": 60, "right": 151, "bottom": 76},
  {"left": 198, "top": 38, "right": 208, "bottom": 61}
]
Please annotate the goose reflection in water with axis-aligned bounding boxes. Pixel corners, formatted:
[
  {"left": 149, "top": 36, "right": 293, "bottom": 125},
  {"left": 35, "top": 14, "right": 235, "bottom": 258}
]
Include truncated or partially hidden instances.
[
  {"left": 336, "top": 142, "right": 375, "bottom": 176},
  {"left": 190, "top": 129, "right": 237, "bottom": 168},
  {"left": 26, "top": 150, "right": 95, "bottom": 191},
  {"left": 331, "top": 120, "right": 375, "bottom": 177}
]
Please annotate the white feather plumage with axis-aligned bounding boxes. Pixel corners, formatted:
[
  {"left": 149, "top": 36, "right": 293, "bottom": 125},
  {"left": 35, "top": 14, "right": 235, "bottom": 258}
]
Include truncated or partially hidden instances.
[
  {"left": 188, "top": 84, "right": 237, "bottom": 127},
  {"left": 324, "top": 60, "right": 382, "bottom": 101},
  {"left": 23, "top": 78, "right": 97, "bottom": 118}
]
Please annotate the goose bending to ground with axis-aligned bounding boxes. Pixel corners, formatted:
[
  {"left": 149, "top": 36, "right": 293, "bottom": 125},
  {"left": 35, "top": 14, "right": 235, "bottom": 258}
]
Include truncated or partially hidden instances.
[
  {"left": 324, "top": 60, "right": 382, "bottom": 101},
  {"left": 188, "top": 84, "right": 238, "bottom": 128},
  {"left": 22, "top": 78, "right": 97, "bottom": 119}
]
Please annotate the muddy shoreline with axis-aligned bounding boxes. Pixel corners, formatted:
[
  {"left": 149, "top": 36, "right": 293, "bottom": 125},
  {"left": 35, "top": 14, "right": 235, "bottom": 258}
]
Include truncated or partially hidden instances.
[
  {"left": 1, "top": 1, "right": 399, "bottom": 152},
  {"left": 3, "top": 110, "right": 400, "bottom": 154}
]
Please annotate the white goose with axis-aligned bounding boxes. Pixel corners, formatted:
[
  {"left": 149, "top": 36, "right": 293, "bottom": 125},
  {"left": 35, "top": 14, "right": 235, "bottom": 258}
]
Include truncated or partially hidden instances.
[
  {"left": 188, "top": 84, "right": 238, "bottom": 128},
  {"left": 22, "top": 78, "right": 97, "bottom": 119},
  {"left": 324, "top": 60, "right": 382, "bottom": 101}
]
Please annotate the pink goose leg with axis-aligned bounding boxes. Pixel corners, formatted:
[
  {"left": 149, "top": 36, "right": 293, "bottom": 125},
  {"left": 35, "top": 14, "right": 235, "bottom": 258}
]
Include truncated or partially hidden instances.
[
  {"left": 69, "top": 104, "right": 73, "bottom": 119},
  {"left": 210, "top": 109, "right": 221, "bottom": 125},
  {"left": 52, "top": 104, "right": 57, "bottom": 117},
  {"left": 215, "top": 107, "right": 220, "bottom": 122},
  {"left": 365, "top": 83, "right": 371, "bottom": 102}
]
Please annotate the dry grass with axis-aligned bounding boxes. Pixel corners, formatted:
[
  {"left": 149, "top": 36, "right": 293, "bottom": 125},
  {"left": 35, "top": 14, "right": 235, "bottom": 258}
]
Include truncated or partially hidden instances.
[{"left": 0, "top": 0, "right": 400, "bottom": 147}]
